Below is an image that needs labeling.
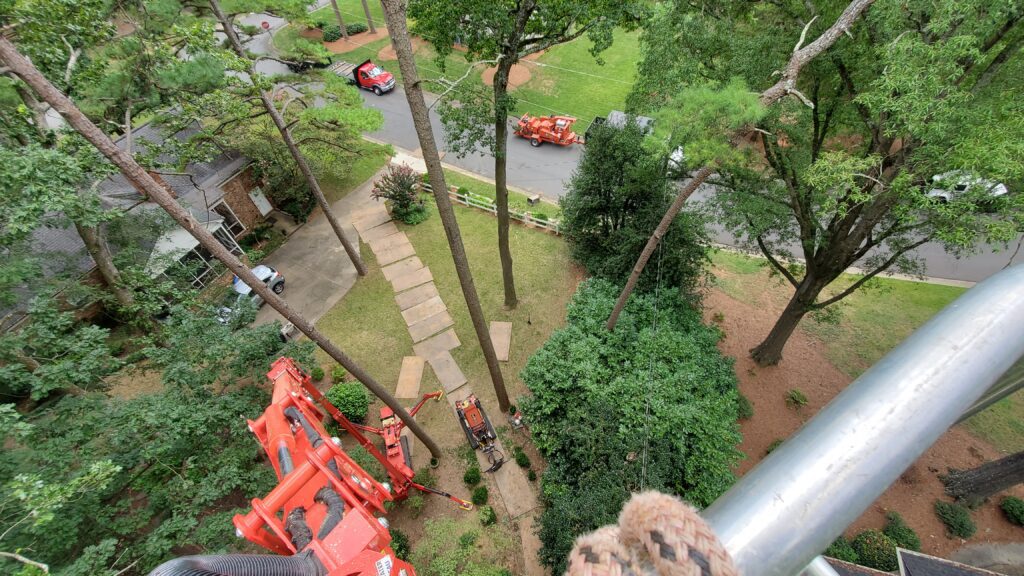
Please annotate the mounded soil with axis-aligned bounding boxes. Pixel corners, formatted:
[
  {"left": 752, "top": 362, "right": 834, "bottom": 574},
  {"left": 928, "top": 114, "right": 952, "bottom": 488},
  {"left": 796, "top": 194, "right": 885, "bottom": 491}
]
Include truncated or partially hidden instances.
[
  {"left": 481, "top": 52, "right": 544, "bottom": 89},
  {"left": 704, "top": 269, "right": 1024, "bottom": 559}
]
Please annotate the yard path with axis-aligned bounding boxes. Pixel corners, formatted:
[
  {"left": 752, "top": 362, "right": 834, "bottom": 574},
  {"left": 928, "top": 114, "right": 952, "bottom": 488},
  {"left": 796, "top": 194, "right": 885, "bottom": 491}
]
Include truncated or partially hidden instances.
[{"left": 349, "top": 184, "right": 546, "bottom": 576}]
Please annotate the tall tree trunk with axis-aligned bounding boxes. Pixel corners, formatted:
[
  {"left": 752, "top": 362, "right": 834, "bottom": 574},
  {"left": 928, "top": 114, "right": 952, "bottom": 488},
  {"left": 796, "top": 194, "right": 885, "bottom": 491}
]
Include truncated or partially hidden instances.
[
  {"left": 329, "top": 0, "right": 350, "bottom": 40},
  {"left": 75, "top": 222, "right": 135, "bottom": 310},
  {"left": 212, "top": 1, "right": 366, "bottom": 276},
  {"left": 605, "top": 0, "right": 877, "bottom": 331},
  {"left": 943, "top": 450, "right": 1024, "bottom": 507},
  {"left": 493, "top": 61, "right": 518, "bottom": 309},
  {"left": 379, "top": 0, "right": 511, "bottom": 412},
  {"left": 0, "top": 34, "right": 441, "bottom": 460},
  {"left": 606, "top": 166, "right": 713, "bottom": 330},
  {"left": 750, "top": 273, "right": 828, "bottom": 366},
  {"left": 360, "top": 0, "right": 376, "bottom": 33}
]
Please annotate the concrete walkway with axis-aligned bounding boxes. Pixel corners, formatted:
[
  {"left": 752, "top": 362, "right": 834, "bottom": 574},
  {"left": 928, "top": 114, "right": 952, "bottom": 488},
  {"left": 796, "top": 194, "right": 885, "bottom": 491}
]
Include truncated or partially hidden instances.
[{"left": 350, "top": 192, "right": 546, "bottom": 576}]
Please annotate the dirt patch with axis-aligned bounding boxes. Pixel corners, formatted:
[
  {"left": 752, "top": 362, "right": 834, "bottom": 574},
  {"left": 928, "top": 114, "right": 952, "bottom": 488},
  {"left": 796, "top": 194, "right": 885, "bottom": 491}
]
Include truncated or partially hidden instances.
[
  {"left": 324, "top": 28, "right": 391, "bottom": 54},
  {"left": 704, "top": 269, "right": 1024, "bottom": 560},
  {"left": 378, "top": 37, "right": 428, "bottom": 62},
  {"left": 105, "top": 362, "right": 164, "bottom": 400},
  {"left": 481, "top": 64, "right": 532, "bottom": 89},
  {"left": 299, "top": 27, "right": 323, "bottom": 40}
]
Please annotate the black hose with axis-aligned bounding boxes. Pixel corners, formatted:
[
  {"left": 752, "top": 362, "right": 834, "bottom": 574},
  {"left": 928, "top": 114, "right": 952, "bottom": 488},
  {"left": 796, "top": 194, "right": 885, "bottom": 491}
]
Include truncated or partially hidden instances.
[
  {"left": 148, "top": 551, "right": 326, "bottom": 576},
  {"left": 285, "top": 507, "right": 313, "bottom": 551},
  {"left": 283, "top": 407, "right": 341, "bottom": 479},
  {"left": 314, "top": 486, "right": 345, "bottom": 540}
]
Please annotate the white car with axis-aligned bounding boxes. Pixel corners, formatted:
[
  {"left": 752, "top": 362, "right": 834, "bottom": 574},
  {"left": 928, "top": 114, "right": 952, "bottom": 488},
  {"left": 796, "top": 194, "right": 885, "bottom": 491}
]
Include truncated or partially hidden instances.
[
  {"left": 927, "top": 171, "right": 1008, "bottom": 204},
  {"left": 217, "top": 265, "right": 285, "bottom": 324}
]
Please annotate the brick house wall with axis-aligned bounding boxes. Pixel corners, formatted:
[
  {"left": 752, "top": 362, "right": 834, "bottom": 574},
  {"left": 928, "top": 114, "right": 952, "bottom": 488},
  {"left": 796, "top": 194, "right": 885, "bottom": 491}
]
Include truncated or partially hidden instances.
[{"left": 219, "top": 165, "right": 268, "bottom": 233}]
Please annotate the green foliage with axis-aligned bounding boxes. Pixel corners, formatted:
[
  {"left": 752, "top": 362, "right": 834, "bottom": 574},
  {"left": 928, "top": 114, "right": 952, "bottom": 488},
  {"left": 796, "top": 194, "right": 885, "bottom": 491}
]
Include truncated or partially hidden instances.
[
  {"left": 331, "top": 364, "right": 347, "bottom": 383},
  {"left": 407, "top": 493, "right": 426, "bottom": 518},
  {"left": 372, "top": 163, "right": 430, "bottom": 225},
  {"left": 560, "top": 122, "right": 709, "bottom": 295},
  {"left": 513, "top": 447, "right": 531, "bottom": 468},
  {"left": 883, "top": 511, "right": 921, "bottom": 551},
  {"left": 935, "top": 500, "right": 976, "bottom": 538},
  {"left": 413, "top": 467, "right": 437, "bottom": 487},
  {"left": 464, "top": 466, "right": 482, "bottom": 486},
  {"left": 851, "top": 530, "right": 898, "bottom": 572},
  {"left": 322, "top": 24, "right": 343, "bottom": 42},
  {"left": 390, "top": 527, "right": 411, "bottom": 560},
  {"left": 824, "top": 536, "right": 859, "bottom": 563},
  {"left": 527, "top": 469, "right": 537, "bottom": 481},
  {"left": 311, "top": 366, "right": 325, "bottom": 381},
  {"left": 346, "top": 23, "right": 368, "bottom": 35},
  {"left": 410, "top": 518, "right": 511, "bottom": 576},
  {"left": 785, "top": 389, "right": 808, "bottom": 410},
  {"left": 471, "top": 485, "right": 489, "bottom": 506},
  {"left": 478, "top": 505, "right": 497, "bottom": 526},
  {"left": 1000, "top": 496, "right": 1024, "bottom": 526},
  {"left": 522, "top": 279, "right": 741, "bottom": 574},
  {"left": 325, "top": 382, "right": 370, "bottom": 423},
  {"left": 736, "top": 392, "right": 753, "bottom": 421}
]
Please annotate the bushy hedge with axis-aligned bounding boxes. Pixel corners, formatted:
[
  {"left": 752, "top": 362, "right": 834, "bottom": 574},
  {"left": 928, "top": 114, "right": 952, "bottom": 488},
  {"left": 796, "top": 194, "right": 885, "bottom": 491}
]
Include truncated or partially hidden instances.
[
  {"left": 935, "top": 500, "right": 976, "bottom": 538},
  {"left": 852, "top": 530, "right": 899, "bottom": 571},
  {"left": 1002, "top": 496, "right": 1024, "bottom": 526},
  {"left": 322, "top": 24, "right": 343, "bottom": 42},
  {"left": 325, "top": 382, "right": 370, "bottom": 423},
  {"left": 883, "top": 511, "right": 920, "bottom": 551},
  {"left": 346, "top": 22, "right": 368, "bottom": 35},
  {"left": 521, "top": 279, "right": 742, "bottom": 574},
  {"left": 824, "top": 537, "right": 859, "bottom": 563}
]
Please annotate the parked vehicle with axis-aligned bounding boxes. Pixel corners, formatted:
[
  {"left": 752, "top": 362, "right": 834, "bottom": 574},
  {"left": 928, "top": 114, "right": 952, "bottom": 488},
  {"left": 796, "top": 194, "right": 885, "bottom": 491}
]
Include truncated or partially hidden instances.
[
  {"left": 585, "top": 110, "right": 655, "bottom": 142},
  {"left": 328, "top": 59, "right": 395, "bottom": 95},
  {"left": 927, "top": 171, "right": 1009, "bottom": 207},
  {"left": 513, "top": 114, "right": 581, "bottom": 146},
  {"left": 217, "top": 265, "right": 285, "bottom": 324}
]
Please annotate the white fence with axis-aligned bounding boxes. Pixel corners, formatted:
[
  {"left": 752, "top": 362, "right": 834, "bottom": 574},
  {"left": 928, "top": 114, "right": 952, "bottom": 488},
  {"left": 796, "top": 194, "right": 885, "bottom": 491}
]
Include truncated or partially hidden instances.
[{"left": 418, "top": 182, "right": 561, "bottom": 235}]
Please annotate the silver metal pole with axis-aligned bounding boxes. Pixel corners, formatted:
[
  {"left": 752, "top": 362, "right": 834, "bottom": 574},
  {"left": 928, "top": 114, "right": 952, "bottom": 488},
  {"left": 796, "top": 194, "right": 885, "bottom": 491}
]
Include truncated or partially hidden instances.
[
  {"left": 703, "top": 265, "right": 1024, "bottom": 576},
  {"left": 801, "top": 556, "right": 841, "bottom": 576}
]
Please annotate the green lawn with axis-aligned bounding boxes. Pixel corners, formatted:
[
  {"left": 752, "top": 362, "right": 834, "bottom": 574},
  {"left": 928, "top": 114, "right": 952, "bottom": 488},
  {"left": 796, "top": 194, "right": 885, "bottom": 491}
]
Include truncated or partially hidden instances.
[
  {"left": 512, "top": 29, "right": 641, "bottom": 133},
  {"left": 443, "top": 169, "right": 562, "bottom": 222},
  {"left": 712, "top": 249, "right": 1023, "bottom": 453},
  {"left": 309, "top": 0, "right": 385, "bottom": 28},
  {"left": 314, "top": 183, "right": 576, "bottom": 446}
]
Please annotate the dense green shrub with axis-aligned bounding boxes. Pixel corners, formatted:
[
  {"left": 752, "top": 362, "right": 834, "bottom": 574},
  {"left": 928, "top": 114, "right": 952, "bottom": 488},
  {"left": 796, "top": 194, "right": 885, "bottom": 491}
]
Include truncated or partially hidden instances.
[
  {"left": 527, "top": 469, "right": 537, "bottom": 481},
  {"left": 479, "top": 505, "right": 497, "bottom": 526},
  {"left": 331, "top": 365, "right": 347, "bottom": 383},
  {"left": 560, "top": 123, "right": 709, "bottom": 295},
  {"left": 346, "top": 22, "right": 368, "bottom": 35},
  {"left": 851, "top": 530, "right": 898, "bottom": 571},
  {"left": 513, "top": 447, "right": 531, "bottom": 468},
  {"left": 310, "top": 366, "right": 325, "bottom": 381},
  {"left": 472, "top": 486, "right": 489, "bottom": 506},
  {"left": 1001, "top": 496, "right": 1024, "bottom": 526},
  {"left": 736, "top": 392, "right": 753, "bottom": 420},
  {"left": 522, "top": 279, "right": 741, "bottom": 574},
  {"left": 390, "top": 528, "right": 410, "bottom": 560},
  {"left": 464, "top": 466, "right": 481, "bottom": 486},
  {"left": 372, "top": 164, "right": 430, "bottom": 225},
  {"left": 322, "top": 24, "right": 343, "bottom": 42},
  {"left": 824, "top": 537, "right": 859, "bottom": 563},
  {"left": 883, "top": 511, "right": 921, "bottom": 551},
  {"left": 325, "top": 382, "right": 370, "bottom": 423},
  {"left": 935, "top": 500, "right": 976, "bottom": 538}
]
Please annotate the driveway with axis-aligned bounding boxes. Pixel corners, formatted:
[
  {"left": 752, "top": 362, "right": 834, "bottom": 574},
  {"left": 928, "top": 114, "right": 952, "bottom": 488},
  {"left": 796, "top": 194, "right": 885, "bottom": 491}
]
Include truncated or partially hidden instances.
[{"left": 254, "top": 172, "right": 382, "bottom": 327}]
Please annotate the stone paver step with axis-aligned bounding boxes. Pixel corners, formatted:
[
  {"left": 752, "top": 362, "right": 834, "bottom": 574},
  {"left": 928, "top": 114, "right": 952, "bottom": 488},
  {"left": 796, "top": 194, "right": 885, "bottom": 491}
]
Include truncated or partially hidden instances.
[
  {"left": 394, "top": 281, "right": 438, "bottom": 309},
  {"left": 368, "top": 231, "right": 411, "bottom": 253},
  {"left": 375, "top": 241, "right": 417, "bottom": 267},
  {"left": 395, "top": 356, "right": 425, "bottom": 398},
  {"left": 382, "top": 256, "right": 423, "bottom": 282},
  {"left": 353, "top": 209, "right": 391, "bottom": 233},
  {"left": 427, "top": 350, "right": 467, "bottom": 393},
  {"left": 360, "top": 221, "right": 400, "bottom": 244},
  {"left": 402, "top": 296, "right": 448, "bottom": 327},
  {"left": 391, "top": 266, "right": 434, "bottom": 293},
  {"left": 489, "top": 321, "right": 513, "bottom": 362},
  {"left": 413, "top": 328, "right": 461, "bottom": 359},
  {"left": 408, "top": 309, "right": 455, "bottom": 342}
]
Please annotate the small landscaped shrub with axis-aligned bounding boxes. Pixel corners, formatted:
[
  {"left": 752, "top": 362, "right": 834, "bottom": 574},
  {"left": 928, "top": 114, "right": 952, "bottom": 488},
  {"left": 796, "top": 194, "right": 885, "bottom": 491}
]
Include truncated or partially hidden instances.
[
  {"left": 390, "top": 528, "right": 410, "bottom": 560},
  {"left": 331, "top": 365, "right": 347, "bottom": 383},
  {"left": 935, "top": 500, "right": 976, "bottom": 538},
  {"left": 464, "top": 466, "right": 481, "bottom": 486},
  {"left": 478, "top": 505, "right": 497, "bottom": 526},
  {"left": 1001, "top": 496, "right": 1024, "bottom": 526},
  {"left": 883, "top": 511, "right": 921, "bottom": 551},
  {"left": 824, "top": 536, "right": 859, "bottom": 563},
  {"left": 346, "top": 22, "right": 368, "bottom": 35},
  {"left": 310, "top": 366, "right": 325, "bottom": 381},
  {"left": 736, "top": 392, "right": 753, "bottom": 421},
  {"left": 372, "top": 164, "right": 429, "bottom": 225},
  {"left": 785, "top": 388, "right": 808, "bottom": 410},
  {"left": 325, "top": 382, "right": 370, "bottom": 423},
  {"left": 527, "top": 469, "right": 537, "bottom": 481},
  {"left": 322, "top": 24, "right": 343, "bottom": 42},
  {"left": 472, "top": 485, "right": 489, "bottom": 506},
  {"left": 513, "top": 447, "right": 530, "bottom": 468},
  {"left": 851, "top": 530, "right": 898, "bottom": 571}
]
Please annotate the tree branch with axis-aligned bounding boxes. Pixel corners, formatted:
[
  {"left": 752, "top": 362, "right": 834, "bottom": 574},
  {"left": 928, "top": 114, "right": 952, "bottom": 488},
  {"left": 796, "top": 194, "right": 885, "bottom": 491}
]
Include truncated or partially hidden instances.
[
  {"left": 0, "top": 551, "right": 48, "bottom": 572},
  {"left": 812, "top": 237, "right": 929, "bottom": 309},
  {"left": 754, "top": 232, "right": 801, "bottom": 288}
]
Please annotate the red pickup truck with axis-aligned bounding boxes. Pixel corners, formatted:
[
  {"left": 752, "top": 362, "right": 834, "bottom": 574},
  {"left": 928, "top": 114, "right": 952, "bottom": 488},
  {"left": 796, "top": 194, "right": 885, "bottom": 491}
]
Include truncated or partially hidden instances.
[{"left": 329, "top": 59, "right": 395, "bottom": 95}]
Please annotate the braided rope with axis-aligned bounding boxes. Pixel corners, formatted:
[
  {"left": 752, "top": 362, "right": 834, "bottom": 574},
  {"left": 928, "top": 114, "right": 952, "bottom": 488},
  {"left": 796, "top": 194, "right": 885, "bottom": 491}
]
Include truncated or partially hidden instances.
[{"left": 566, "top": 492, "right": 739, "bottom": 576}]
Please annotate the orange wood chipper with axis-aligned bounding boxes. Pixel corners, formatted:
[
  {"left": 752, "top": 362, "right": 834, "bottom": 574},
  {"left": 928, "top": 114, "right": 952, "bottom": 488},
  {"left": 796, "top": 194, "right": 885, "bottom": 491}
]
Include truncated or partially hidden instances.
[{"left": 513, "top": 113, "right": 581, "bottom": 147}]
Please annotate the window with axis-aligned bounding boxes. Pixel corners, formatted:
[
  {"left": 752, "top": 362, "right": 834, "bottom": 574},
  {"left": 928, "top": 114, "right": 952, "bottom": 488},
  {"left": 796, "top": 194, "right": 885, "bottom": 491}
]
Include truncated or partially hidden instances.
[{"left": 213, "top": 201, "right": 246, "bottom": 237}]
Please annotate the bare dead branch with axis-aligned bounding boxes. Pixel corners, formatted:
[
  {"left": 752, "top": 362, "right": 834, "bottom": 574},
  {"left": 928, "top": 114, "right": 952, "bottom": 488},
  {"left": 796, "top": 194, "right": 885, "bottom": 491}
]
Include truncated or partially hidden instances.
[{"left": 0, "top": 551, "right": 48, "bottom": 573}]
